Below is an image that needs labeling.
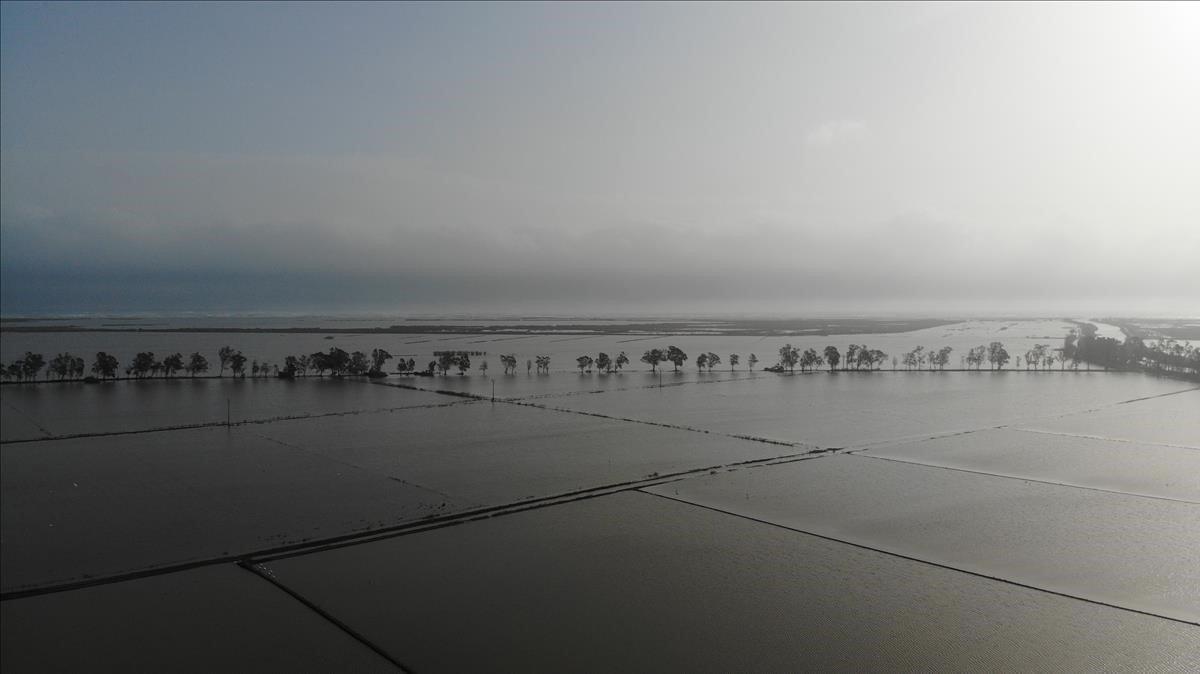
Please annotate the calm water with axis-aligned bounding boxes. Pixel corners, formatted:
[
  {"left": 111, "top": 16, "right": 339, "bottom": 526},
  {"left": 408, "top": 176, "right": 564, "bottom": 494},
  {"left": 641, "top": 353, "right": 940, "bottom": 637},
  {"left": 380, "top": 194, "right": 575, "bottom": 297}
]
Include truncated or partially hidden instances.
[{"left": 3, "top": 317, "right": 1196, "bottom": 669}]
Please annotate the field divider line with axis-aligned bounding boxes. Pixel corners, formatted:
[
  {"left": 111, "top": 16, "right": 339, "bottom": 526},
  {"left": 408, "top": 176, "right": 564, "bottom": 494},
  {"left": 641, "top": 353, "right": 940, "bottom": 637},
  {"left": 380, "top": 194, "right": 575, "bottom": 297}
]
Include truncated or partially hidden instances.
[
  {"left": 1017, "top": 385, "right": 1200, "bottom": 425},
  {"left": 505, "top": 398, "right": 806, "bottom": 450},
  {"left": 1007, "top": 427, "right": 1200, "bottom": 452},
  {"left": 248, "top": 429, "right": 465, "bottom": 505},
  {"left": 1116, "top": 386, "right": 1200, "bottom": 405},
  {"left": 0, "top": 449, "right": 833, "bottom": 601},
  {"left": 842, "top": 385, "right": 1200, "bottom": 454},
  {"left": 843, "top": 426, "right": 1008, "bottom": 454},
  {"left": 248, "top": 449, "right": 837, "bottom": 565},
  {"left": 0, "top": 399, "right": 473, "bottom": 446},
  {"left": 1, "top": 401, "right": 54, "bottom": 438},
  {"left": 638, "top": 489, "right": 1200, "bottom": 628},
  {"left": 238, "top": 562, "right": 413, "bottom": 673},
  {"left": 375, "top": 378, "right": 804, "bottom": 449},
  {"left": 845, "top": 452, "right": 1200, "bottom": 505}
]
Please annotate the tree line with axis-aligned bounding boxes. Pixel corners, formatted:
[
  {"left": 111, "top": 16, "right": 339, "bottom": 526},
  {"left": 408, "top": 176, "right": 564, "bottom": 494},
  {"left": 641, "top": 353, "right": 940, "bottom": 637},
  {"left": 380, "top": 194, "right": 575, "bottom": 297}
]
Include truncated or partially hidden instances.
[
  {"left": 8, "top": 332, "right": 1190, "bottom": 384},
  {"left": 1064, "top": 324, "right": 1199, "bottom": 379}
]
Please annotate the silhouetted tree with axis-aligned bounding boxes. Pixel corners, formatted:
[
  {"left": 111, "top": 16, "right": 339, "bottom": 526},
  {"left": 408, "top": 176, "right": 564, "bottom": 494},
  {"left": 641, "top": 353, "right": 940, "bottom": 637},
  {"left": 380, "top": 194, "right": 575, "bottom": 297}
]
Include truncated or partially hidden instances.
[
  {"left": 966, "top": 345, "right": 987, "bottom": 370},
  {"left": 50, "top": 353, "right": 74, "bottom": 380},
  {"left": 20, "top": 352, "right": 46, "bottom": 381},
  {"left": 130, "top": 352, "right": 156, "bottom": 379},
  {"left": 596, "top": 352, "right": 612, "bottom": 373},
  {"left": 695, "top": 353, "right": 708, "bottom": 371},
  {"left": 349, "top": 351, "right": 370, "bottom": 375},
  {"left": 218, "top": 346, "right": 235, "bottom": 377},
  {"left": 641, "top": 349, "right": 665, "bottom": 373},
  {"left": 823, "top": 346, "right": 840, "bottom": 372},
  {"left": 867, "top": 349, "right": 886, "bottom": 370},
  {"left": 576, "top": 355, "right": 593, "bottom": 373},
  {"left": 748, "top": 353, "right": 758, "bottom": 370},
  {"left": 778, "top": 344, "right": 799, "bottom": 373},
  {"left": 987, "top": 341, "right": 1010, "bottom": 370},
  {"left": 845, "top": 345, "right": 860, "bottom": 371},
  {"left": 325, "top": 349, "right": 350, "bottom": 375},
  {"left": 162, "top": 353, "right": 184, "bottom": 378},
  {"left": 437, "top": 352, "right": 456, "bottom": 376},
  {"left": 706, "top": 352, "right": 720, "bottom": 371},
  {"left": 456, "top": 353, "right": 471, "bottom": 375},
  {"left": 92, "top": 352, "right": 120, "bottom": 380},
  {"left": 934, "top": 346, "right": 953, "bottom": 370},
  {"left": 229, "top": 351, "right": 248, "bottom": 377},
  {"left": 729, "top": 354, "right": 739, "bottom": 371},
  {"left": 800, "top": 348, "right": 820, "bottom": 372},
  {"left": 615, "top": 352, "right": 629, "bottom": 371},
  {"left": 666, "top": 346, "right": 687, "bottom": 372},
  {"left": 370, "top": 348, "right": 393, "bottom": 374},
  {"left": 501, "top": 354, "right": 518, "bottom": 374},
  {"left": 187, "top": 352, "right": 209, "bottom": 377}
]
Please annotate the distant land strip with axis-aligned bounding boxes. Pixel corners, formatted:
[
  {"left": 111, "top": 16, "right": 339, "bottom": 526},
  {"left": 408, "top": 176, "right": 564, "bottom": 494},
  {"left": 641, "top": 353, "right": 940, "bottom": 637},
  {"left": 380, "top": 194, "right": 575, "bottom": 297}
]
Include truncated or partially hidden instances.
[{"left": 0, "top": 317, "right": 958, "bottom": 337}]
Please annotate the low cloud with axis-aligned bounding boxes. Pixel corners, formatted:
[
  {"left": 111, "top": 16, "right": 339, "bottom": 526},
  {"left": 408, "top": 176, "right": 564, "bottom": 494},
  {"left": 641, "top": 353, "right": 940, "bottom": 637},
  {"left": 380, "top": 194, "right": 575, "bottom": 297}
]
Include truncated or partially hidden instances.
[{"left": 2, "top": 148, "right": 1196, "bottom": 316}]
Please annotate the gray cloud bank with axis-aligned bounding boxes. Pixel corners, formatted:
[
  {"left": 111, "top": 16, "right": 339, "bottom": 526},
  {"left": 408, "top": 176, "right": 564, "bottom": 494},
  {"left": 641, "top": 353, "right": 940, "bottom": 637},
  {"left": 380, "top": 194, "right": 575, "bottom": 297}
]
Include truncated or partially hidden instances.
[
  {"left": 2, "top": 150, "right": 1195, "bottom": 316},
  {"left": 2, "top": 3, "right": 1198, "bottom": 317}
]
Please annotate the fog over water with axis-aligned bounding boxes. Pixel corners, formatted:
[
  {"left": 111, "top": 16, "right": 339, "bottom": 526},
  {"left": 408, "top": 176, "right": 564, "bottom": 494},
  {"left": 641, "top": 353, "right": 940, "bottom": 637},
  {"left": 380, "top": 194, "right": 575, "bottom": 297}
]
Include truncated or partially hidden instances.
[{"left": 2, "top": 2, "right": 1198, "bottom": 316}]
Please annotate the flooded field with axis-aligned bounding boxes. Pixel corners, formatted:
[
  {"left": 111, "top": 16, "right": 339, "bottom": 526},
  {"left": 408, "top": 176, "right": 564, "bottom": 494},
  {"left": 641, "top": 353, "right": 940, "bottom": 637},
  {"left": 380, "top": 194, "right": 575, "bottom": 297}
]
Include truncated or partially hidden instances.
[
  {"left": 863, "top": 427, "right": 1200, "bottom": 501},
  {"left": 645, "top": 454, "right": 1200, "bottom": 622},
  {"left": 0, "top": 378, "right": 451, "bottom": 441},
  {"left": 1, "top": 565, "right": 394, "bottom": 673},
  {"left": 2, "top": 318, "right": 1197, "bottom": 669},
  {"left": 540, "top": 370, "right": 1190, "bottom": 448},
  {"left": 0, "top": 425, "right": 465, "bottom": 590},
  {"left": 260, "top": 492, "right": 1200, "bottom": 672}
]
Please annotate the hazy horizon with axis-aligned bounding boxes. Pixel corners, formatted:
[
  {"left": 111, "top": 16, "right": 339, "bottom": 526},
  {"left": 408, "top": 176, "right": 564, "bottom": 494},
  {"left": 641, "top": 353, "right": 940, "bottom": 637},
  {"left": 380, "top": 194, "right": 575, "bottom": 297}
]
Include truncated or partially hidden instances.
[{"left": 3, "top": 2, "right": 1198, "bottom": 317}]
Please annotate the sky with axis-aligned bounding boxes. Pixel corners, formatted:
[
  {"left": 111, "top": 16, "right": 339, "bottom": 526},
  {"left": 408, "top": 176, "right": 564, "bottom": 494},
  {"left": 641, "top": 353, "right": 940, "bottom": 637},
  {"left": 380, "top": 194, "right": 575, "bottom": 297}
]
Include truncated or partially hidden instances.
[{"left": 2, "top": 1, "right": 1198, "bottom": 317}]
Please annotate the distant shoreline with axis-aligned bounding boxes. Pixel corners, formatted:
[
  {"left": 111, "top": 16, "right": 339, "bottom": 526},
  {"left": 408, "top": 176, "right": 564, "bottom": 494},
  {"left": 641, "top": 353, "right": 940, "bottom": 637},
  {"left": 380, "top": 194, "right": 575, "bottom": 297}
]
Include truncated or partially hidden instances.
[{"left": 0, "top": 318, "right": 961, "bottom": 338}]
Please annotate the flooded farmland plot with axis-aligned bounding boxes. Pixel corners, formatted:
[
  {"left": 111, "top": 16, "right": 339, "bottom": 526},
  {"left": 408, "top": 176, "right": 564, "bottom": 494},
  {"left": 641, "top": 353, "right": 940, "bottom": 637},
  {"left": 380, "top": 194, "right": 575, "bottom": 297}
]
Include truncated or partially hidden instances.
[
  {"left": 540, "top": 370, "right": 1192, "bottom": 448},
  {"left": 0, "top": 565, "right": 394, "bottom": 672},
  {"left": 0, "top": 425, "right": 470, "bottom": 591},
  {"left": 259, "top": 492, "right": 1200, "bottom": 672},
  {"left": 860, "top": 425, "right": 1200, "bottom": 502},
  {"left": 1017, "top": 388, "right": 1200, "bottom": 448},
  {"left": 0, "top": 377, "right": 450, "bottom": 441},
  {"left": 252, "top": 401, "right": 800, "bottom": 506},
  {"left": 644, "top": 454, "right": 1200, "bottom": 622}
]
